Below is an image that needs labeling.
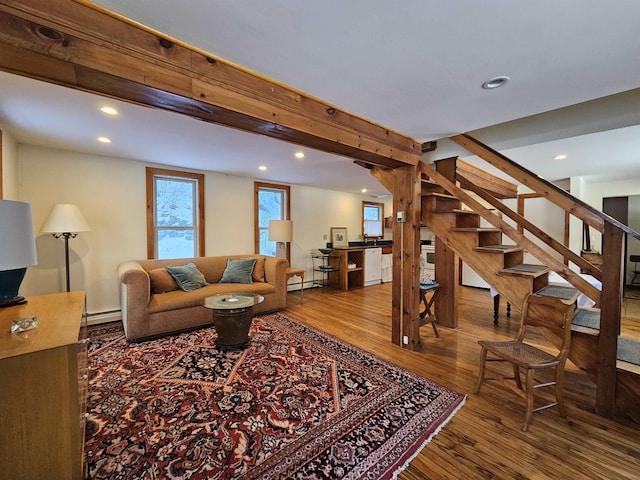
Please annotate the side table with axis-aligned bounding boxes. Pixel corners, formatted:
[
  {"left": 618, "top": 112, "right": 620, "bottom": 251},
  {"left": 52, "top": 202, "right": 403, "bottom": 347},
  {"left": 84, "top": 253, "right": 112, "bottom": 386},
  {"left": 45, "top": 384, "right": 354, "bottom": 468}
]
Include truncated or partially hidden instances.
[
  {"left": 203, "top": 293, "right": 264, "bottom": 350},
  {"left": 286, "top": 267, "right": 305, "bottom": 304},
  {"left": 419, "top": 282, "right": 440, "bottom": 339}
]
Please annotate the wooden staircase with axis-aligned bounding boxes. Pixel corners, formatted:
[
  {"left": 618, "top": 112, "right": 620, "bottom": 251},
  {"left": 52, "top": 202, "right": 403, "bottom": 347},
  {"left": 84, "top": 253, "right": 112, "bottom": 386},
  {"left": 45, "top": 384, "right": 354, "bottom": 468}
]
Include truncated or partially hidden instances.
[{"left": 414, "top": 135, "right": 640, "bottom": 426}]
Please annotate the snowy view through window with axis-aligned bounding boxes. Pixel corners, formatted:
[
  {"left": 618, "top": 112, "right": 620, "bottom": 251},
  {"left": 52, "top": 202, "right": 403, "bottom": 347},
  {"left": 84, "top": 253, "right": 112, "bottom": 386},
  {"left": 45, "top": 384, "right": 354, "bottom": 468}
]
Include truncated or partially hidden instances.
[
  {"left": 155, "top": 177, "right": 197, "bottom": 259},
  {"left": 258, "top": 189, "right": 284, "bottom": 256}
]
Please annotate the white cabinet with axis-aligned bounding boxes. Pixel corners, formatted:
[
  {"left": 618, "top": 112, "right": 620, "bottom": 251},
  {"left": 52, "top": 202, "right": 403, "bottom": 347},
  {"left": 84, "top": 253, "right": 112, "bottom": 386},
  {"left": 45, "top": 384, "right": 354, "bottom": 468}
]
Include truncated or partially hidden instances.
[
  {"left": 381, "top": 254, "right": 393, "bottom": 283},
  {"left": 364, "top": 247, "right": 382, "bottom": 286}
]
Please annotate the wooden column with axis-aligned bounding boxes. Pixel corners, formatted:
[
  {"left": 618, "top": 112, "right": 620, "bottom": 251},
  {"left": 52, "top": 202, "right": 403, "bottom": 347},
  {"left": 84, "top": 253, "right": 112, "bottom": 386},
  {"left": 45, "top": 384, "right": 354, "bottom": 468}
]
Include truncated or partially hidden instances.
[
  {"left": 597, "top": 221, "right": 624, "bottom": 417},
  {"left": 391, "top": 165, "right": 421, "bottom": 349},
  {"left": 434, "top": 158, "right": 458, "bottom": 328},
  {"left": 434, "top": 240, "right": 458, "bottom": 328}
]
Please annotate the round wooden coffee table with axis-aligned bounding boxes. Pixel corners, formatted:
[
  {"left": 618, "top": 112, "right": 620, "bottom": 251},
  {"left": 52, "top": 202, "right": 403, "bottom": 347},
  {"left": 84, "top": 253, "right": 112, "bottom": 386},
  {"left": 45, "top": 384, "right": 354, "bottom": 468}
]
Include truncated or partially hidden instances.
[{"left": 203, "top": 293, "right": 264, "bottom": 350}]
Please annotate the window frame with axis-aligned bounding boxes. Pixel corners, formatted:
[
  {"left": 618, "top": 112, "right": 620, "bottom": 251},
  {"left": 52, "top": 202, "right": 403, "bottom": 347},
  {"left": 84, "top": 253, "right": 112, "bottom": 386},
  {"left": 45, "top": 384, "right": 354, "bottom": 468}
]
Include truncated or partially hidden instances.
[
  {"left": 362, "top": 200, "right": 384, "bottom": 240},
  {"left": 146, "top": 167, "right": 205, "bottom": 259},
  {"left": 254, "top": 181, "right": 291, "bottom": 261}
]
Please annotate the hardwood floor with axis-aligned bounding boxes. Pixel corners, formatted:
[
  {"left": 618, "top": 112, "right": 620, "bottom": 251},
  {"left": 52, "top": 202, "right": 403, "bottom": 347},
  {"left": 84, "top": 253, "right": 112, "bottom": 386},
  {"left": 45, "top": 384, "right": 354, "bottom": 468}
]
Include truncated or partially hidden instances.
[{"left": 284, "top": 283, "right": 640, "bottom": 480}]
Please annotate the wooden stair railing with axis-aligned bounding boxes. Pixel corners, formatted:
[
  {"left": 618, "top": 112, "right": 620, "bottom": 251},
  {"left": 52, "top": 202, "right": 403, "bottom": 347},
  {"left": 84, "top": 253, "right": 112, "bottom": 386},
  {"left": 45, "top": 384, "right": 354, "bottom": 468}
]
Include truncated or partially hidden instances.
[
  {"left": 424, "top": 134, "right": 640, "bottom": 419},
  {"left": 451, "top": 159, "right": 602, "bottom": 282},
  {"left": 419, "top": 162, "right": 602, "bottom": 304}
]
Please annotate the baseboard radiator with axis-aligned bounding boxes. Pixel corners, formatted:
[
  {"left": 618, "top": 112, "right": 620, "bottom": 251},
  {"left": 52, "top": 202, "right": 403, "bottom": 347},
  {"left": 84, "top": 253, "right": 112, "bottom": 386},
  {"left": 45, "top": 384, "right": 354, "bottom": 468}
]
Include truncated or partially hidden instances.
[{"left": 86, "top": 309, "right": 122, "bottom": 326}]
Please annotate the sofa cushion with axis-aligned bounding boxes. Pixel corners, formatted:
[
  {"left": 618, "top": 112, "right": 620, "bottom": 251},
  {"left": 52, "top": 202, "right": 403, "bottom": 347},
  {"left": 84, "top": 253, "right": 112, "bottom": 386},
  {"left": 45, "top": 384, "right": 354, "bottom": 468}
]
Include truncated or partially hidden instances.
[
  {"left": 148, "top": 282, "right": 276, "bottom": 314},
  {"left": 166, "top": 263, "right": 209, "bottom": 292},
  {"left": 252, "top": 256, "right": 266, "bottom": 283},
  {"left": 149, "top": 267, "right": 179, "bottom": 293},
  {"left": 220, "top": 258, "right": 257, "bottom": 284}
]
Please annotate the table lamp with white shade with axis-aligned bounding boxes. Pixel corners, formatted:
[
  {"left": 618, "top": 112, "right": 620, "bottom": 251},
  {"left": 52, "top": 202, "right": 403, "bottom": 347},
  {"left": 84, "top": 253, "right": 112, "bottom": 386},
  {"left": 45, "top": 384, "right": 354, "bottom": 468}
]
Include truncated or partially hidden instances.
[
  {"left": 268, "top": 219, "right": 293, "bottom": 259},
  {"left": 0, "top": 200, "right": 38, "bottom": 308},
  {"left": 41, "top": 204, "right": 91, "bottom": 292}
]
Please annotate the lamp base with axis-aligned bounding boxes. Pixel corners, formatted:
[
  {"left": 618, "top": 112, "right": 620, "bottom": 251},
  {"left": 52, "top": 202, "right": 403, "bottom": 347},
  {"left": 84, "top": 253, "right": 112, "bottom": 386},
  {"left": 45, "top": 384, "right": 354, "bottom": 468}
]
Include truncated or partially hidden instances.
[
  {"left": 275, "top": 242, "right": 287, "bottom": 259},
  {"left": 0, "top": 267, "right": 28, "bottom": 308},
  {"left": 0, "top": 296, "right": 27, "bottom": 308}
]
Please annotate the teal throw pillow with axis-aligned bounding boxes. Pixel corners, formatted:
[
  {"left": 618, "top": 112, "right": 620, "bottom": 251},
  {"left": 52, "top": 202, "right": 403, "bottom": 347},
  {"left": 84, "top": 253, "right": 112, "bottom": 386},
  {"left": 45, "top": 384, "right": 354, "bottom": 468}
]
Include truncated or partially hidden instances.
[
  {"left": 220, "top": 258, "right": 257, "bottom": 284},
  {"left": 165, "top": 263, "right": 209, "bottom": 292}
]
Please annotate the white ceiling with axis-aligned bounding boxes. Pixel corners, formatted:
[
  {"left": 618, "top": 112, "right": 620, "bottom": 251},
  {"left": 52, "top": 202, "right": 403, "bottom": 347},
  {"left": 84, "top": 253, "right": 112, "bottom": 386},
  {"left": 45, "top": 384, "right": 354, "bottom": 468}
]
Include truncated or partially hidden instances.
[{"left": 2, "top": 0, "right": 640, "bottom": 195}]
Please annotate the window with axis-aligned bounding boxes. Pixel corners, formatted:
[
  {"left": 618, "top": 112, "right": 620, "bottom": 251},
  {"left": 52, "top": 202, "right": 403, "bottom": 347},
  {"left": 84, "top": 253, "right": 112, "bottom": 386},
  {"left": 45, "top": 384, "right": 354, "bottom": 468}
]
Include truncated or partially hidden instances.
[
  {"left": 362, "top": 201, "right": 384, "bottom": 239},
  {"left": 254, "top": 182, "right": 290, "bottom": 259},
  {"left": 146, "top": 167, "right": 204, "bottom": 259}
]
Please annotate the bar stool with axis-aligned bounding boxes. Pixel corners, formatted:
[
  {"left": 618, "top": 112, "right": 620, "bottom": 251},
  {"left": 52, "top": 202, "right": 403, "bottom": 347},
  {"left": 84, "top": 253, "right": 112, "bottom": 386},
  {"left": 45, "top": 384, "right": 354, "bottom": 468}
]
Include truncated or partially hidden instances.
[{"left": 419, "top": 282, "right": 440, "bottom": 339}]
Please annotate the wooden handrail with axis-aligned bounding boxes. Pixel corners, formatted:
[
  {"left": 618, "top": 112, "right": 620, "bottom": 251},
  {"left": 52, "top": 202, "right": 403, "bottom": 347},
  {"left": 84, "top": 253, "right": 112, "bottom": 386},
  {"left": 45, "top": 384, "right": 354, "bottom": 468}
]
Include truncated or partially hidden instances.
[
  {"left": 456, "top": 169, "right": 603, "bottom": 281},
  {"left": 450, "top": 134, "right": 640, "bottom": 241}
]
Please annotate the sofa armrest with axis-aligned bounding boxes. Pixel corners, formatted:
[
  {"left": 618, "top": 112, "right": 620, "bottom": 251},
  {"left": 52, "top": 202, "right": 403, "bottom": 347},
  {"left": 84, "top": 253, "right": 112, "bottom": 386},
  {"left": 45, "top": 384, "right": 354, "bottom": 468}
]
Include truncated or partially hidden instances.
[
  {"left": 263, "top": 256, "right": 289, "bottom": 308},
  {"left": 263, "top": 255, "right": 289, "bottom": 285},
  {"left": 117, "top": 261, "right": 151, "bottom": 340}
]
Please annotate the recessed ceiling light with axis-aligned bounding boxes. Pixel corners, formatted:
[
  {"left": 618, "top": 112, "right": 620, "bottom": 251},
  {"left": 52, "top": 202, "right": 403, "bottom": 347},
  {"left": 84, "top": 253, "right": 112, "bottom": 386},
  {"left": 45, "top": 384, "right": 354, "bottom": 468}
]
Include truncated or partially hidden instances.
[
  {"left": 553, "top": 154, "right": 568, "bottom": 160},
  {"left": 295, "top": 152, "right": 305, "bottom": 159},
  {"left": 259, "top": 165, "right": 267, "bottom": 171},
  {"left": 482, "top": 76, "right": 510, "bottom": 90},
  {"left": 97, "top": 136, "right": 111, "bottom": 143},
  {"left": 361, "top": 188, "right": 367, "bottom": 193},
  {"left": 100, "top": 106, "right": 119, "bottom": 116}
]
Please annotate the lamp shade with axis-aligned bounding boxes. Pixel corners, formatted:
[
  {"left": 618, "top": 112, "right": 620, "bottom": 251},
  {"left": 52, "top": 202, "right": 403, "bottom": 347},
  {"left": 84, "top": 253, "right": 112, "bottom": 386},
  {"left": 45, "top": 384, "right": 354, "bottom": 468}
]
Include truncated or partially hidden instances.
[
  {"left": 41, "top": 204, "right": 91, "bottom": 233},
  {"left": 0, "top": 200, "right": 38, "bottom": 271},
  {"left": 268, "top": 220, "right": 293, "bottom": 242}
]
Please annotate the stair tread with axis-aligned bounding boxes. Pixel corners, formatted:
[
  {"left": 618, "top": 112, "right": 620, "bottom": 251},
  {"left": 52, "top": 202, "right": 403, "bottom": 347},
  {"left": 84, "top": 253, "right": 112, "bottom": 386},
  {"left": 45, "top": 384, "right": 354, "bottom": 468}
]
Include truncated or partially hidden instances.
[
  {"left": 476, "top": 244, "right": 522, "bottom": 253},
  {"left": 571, "top": 310, "right": 640, "bottom": 367},
  {"left": 535, "top": 285, "right": 580, "bottom": 303},
  {"left": 508, "top": 263, "right": 548, "bottom": 273},
  {"left": 500, "top": 264, "right": 549, "bottom": 277},
  {"left": 452, "top": 209, "right": 478, "bottom": 215},
  {"left": 573, "top": 308, "right": 600, "bottom": 329},
  {"left": 423, "top": 192, "right": 456, "bottom": 199},
  {"left": 618, "top": 337, "right": 640, "bottom": 366},
  {"left": 451, "top": 227, "right": 500, "bottom": 232}
]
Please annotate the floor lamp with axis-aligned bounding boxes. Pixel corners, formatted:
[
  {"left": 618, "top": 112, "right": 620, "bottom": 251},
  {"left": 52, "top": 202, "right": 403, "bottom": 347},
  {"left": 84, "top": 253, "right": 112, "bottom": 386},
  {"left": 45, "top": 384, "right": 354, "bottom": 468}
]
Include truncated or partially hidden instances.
[
  {"left": 269, "top": 220, "right": 293, "bottom": 259},
  {"left": 0, "top": 200, "right": 38, "bottom": 308},
  {"left": 41, "top": 204, "right": 91, "bottom": 292}
]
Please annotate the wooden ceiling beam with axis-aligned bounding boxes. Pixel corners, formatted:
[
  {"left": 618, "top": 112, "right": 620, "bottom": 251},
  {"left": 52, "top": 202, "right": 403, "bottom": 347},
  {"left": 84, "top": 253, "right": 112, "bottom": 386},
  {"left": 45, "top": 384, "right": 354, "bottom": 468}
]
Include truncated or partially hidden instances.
[{"left": 0, "top": 0, "right": 421, "bottom": 169}]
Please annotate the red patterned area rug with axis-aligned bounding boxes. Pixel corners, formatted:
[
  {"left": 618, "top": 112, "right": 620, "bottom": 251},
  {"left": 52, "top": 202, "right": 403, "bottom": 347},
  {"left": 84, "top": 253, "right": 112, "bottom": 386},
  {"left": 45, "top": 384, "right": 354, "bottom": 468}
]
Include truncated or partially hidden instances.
[{"left": 85, "top": 312, "right": 465, "bottom": 479}]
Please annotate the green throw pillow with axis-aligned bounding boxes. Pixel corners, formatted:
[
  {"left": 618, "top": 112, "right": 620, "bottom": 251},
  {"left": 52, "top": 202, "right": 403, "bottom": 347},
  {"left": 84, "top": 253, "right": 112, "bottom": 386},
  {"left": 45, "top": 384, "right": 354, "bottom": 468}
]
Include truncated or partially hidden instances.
[
  {"left": 165, "top": 263, "right": 209, "bottom": 292},
  {"left": 220, "top": 258, "right": 257, "bottom": 284}
]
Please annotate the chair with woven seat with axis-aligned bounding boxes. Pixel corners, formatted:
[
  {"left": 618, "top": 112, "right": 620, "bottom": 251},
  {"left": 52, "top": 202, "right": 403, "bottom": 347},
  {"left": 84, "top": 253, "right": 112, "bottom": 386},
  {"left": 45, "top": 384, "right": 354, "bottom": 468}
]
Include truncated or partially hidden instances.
[{"left": 473, "top": 293, "right": 577, "bottom": 431}]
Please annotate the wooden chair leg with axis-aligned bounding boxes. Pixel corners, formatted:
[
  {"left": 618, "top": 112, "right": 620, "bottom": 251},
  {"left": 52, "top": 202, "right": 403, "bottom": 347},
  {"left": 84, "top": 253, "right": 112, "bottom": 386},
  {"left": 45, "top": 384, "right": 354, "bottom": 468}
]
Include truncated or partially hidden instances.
[
  {"left": 474, "top": 348, "right": 488, "bottom": 394},
  {"left": 523, "top": 369, "right": 535, "bottom": 432},
  {"left": 555, "top": 367, "right": 567, "bottom": 418},
  {"left": 431, "top": 322, "right": 440, "bottom": 338},
  {"left": 513, "top": 364, "right": 522, "bottom": 390}
]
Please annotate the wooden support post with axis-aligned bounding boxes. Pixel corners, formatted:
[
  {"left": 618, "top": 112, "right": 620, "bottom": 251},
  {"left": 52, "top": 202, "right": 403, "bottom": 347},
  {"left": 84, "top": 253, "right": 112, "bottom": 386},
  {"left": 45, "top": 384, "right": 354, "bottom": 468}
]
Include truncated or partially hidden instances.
[
  {"left": 433, "top": 158, "right": 458, "bottom": 328},
  {"left": 434, "top": 240, "right": 458, "bottom": 328},
  {"left": 391, "top": 165, "right": 421, "bottom": 349},
  {"left": 597, "top": 222, "right": 624, "bottom": 417}
]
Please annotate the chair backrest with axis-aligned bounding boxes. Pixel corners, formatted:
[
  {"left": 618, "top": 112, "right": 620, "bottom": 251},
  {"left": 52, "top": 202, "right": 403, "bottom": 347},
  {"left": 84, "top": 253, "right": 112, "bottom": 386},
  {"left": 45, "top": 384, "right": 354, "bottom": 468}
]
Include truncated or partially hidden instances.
[{"left": 517, "top": 293, "right": 577, "bottom": 360}]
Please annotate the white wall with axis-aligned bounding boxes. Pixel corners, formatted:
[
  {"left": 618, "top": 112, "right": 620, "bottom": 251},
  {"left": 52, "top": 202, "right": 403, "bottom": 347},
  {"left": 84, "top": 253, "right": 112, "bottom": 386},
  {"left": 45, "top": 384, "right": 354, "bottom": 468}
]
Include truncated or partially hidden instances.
[
  {"left": 17, "top": 144, "right": 390, "bottom": 317},
  {"left": 580, "top": 178, "right": 640, "bottom": 284},
  {"left": 1, "top": 127, "right": 19, "bottom": 199}
]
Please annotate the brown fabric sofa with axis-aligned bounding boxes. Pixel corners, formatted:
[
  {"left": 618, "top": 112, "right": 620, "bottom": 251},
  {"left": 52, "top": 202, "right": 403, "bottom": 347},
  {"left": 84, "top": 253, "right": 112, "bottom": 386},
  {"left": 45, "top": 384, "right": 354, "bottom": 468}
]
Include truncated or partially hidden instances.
[{"left": 117, "top": 254, "right": 288, "bottom": 342}]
